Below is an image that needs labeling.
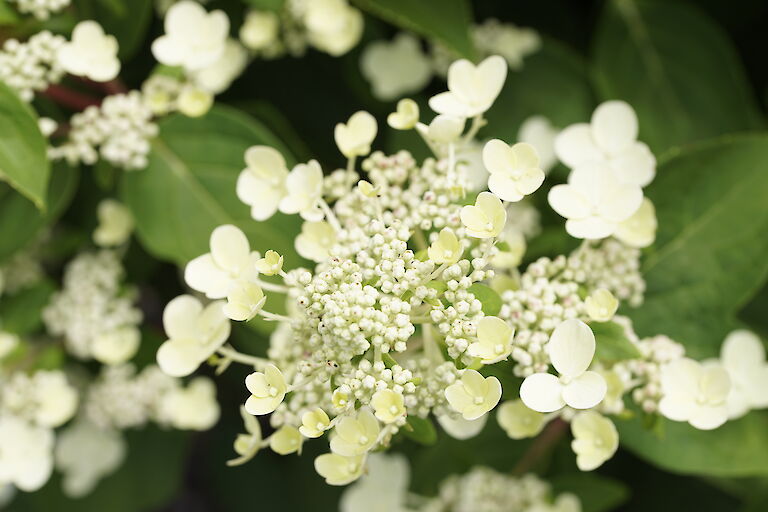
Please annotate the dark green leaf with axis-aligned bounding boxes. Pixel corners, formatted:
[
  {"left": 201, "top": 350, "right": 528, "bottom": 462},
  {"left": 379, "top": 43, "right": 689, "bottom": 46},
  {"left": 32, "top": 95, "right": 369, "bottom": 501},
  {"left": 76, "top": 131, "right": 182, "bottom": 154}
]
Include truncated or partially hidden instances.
[
  {"left": 403, "top": 416, "right": 438, "bottom": 446},
  {"left": 0, "top": 82, "right": 51, "bottom": 209},
  {"left": 353, "top": 0, "right": 476, "bottom": 60},
  {"left": 0, "top": 163, "right": 79, "bottom": 263},
  {"left": 121, "top": 106, "right": 304, "bottom": 269},
  {"left": 590, "top": 320, "right": 641, "bottom": 362},
  {"left": 243, "top": 0, "right": 285, "bottom": 12},
  {"left": 0, "top": 279, "right": 55, "bottom": 335},
  {"left": 628, "top": 134, "right": 768, "bottom": 358},
  {"left": 593, "top": 0, "right": 762, "bottom": 153},
  {"left": 550, "top": 473, "right": 629, "bottom": 512},
  {"left": 469, "top": 283, "right": 502, "bottom": 316}
]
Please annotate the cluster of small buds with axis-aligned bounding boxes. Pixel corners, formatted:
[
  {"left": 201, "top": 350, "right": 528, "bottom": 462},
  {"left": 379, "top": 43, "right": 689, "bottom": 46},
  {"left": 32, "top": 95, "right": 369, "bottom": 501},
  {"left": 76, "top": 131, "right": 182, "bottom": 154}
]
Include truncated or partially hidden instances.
[
  {"left": 565, "top": 239, "right": 645, "bottom": 306},
  {"left": 499, "top": 255, "right": 585, "bottom": 376},
  {"left": 403, "top": 359, "right": 459, "bottom": 418},
  {"left": 42, "top": 251, "right": 142, "bottom": 360},
  {"left": 322, "top": 168, "right": 358, "bottom": 200},
  {"left": 141, "top": 74, "right": 184, "bottom": 116},
  {"left": 50, "top": 91, "right": 158, "bottom": 170},
  {"left": 0, "top": 31, "right": 65, "bottom": 102},
  {"left": 422, "top": 467, "right": 579, "bottom": 512},
  {"left": 83, "top": 364, "right": 175, "bottom": 430},
  {"left": 625, "top": 333, "right": 686, "bottom": 413},
  {"left": 334, "top": 360, "right": 416, "bottom": 415},
  {"left": 0, "top": 245, "right": 45, "bottom": 295},
  {"left": 7, "top": 0, "right": 70, "bottom": 19}
]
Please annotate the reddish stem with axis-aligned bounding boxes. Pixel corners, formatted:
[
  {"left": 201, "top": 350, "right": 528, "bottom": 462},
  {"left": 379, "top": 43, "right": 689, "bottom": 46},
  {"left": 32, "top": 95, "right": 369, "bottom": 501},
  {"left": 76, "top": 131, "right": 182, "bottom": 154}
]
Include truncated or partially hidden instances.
[
  {"left": 101, "top": 78, "right": 129, "bottom": 96},
  {"left": 511, "top": 418, "right": 569, "bottom": 476},
  {"left": 43, "top": 84, "right": 101, "bottom": 111}
]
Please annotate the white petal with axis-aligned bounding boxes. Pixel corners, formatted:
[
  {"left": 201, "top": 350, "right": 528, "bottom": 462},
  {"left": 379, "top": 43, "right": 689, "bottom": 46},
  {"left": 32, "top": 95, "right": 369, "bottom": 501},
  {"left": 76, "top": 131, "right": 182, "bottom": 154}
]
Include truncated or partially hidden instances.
[
  {"left": 488, "top": 174, "right": 523, "bottom": 202},
  {"left": 547, "top": 319, "right": 595, "bottom": 378},
  {"left": 611, "top": 142, "right": 656, "bottom": 187},
  {"left": 428, "top": 92, "right": 472, "bottom": 117},
  {"left": 689, "top": 404, "right": 728, "bottom": 430},
  {"left": 156, "top": 339, "right": 205, "bottom": 377},
  {"left": 184, "top": 254, "right": 231, "bottom": 299},
  {"left": 163, "top": 295, "right": 203, "bottom": 340},
  {"left": 562, "top": 371, "right": 607, "bottom": 409},
  {"left": 554, "top": 124, "right": 601, "bottom": 168},
  {"left": 475, "top": 55, "right": 507, "bottom": 107},
  {"left": 721, "top": 330, "right": 765, "bottom": 373},
  {"left": 482, "top": 138, "right": 511, "bottom": 175},
  {"left": 659, "top": 393, "right": 696, "bottom": 422},
  {"left": 548, "top": 185, "right": 590, "bottom": 219},
  {"left": 210, "top": 225, "right": 251, "bottom": 273},
  {"left": 591, "top": 100, "right": 638, "bottom": 155},
  {"left": 566, "top": 217, "right": 616, "bottom": 240},
  {"left": 437, "top": 414, "right": 487, "bottom": 440},
  {"left": 520, "top": 373, "right": 565, "bottom": 413}
]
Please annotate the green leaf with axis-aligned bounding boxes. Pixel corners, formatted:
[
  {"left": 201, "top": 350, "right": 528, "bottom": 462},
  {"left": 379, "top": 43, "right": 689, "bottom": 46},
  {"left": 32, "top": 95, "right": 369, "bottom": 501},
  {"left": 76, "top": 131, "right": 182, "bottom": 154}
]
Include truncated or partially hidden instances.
[
  {"left": 468, "top": 283, "right": 502, "bottom": 316},
  {"left": 13, "top": 428, "right": 190, "bottom": 512},
  {"left": 0, "top": 279, "right": 55, "bottom": 335},
  {"left": 73, "top": 0, "right": 153, "bottom": 59},
  {"left": 403, "top": 416, "right": 438, "bottom": 446},
  {"left": 590, "top": 320, "right": 641, "bottom": 362},
  {"left": 617, "top": 411, "right": 768, "bottom": 477},
  {"left": 353, "top": 0, "right": 476, "bottom": 60},
  {"left": 243, "top": 0, "right": 285, "bottom": 12},
  {"left": 0, "top": 82, "right": 51, "bottom": 210},
  {"left": 0, "top": 163, "right": 79, "bottom": 263},
  {"left": 121, "top": 106, "right": 304, "bottom": 269},
  {"left": 628, "top": 134, "right": 768, "bottom": 358},
  {"left": 0, "top": 1, "right": 19, "bottom": 24},
  {"left": 484, "top": 37, "right": 594, "bottom": 140},
  {"left": 550, "top": 473, "right": 629, "bottom": 512},
  {"left": 592, "top": 0, "right": 763, "bottom": 153}
]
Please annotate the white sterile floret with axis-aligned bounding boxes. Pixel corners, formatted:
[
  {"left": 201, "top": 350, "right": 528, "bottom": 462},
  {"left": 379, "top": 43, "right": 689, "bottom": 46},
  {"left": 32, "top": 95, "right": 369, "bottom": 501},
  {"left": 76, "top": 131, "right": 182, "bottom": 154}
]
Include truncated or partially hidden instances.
[
  {"left": 55, "top": 420, "right": 125, "bottom": 498},
  {"left": 300, "top": 408, "right": 331, "bottom": 438},
  {"left": 240, "top": 10, "right": 280, "bottom": 51},
  {"left": 720, "top": 330, "right": 768, "bottom": 419},
  {"left": 497, "top": 399, "right": 547, "bottom": 439},
  {"left": 185, "top": 224, "right": 259, "bottom": 299},
  {"left": 330, "top": 408, "right": 380, "bottom": 456},
  {"left": 303, "top": 0, "right": 363, "bottom": 57},
  {"left": 437, "top": 414, "right": 488, "bottom": 440},
  {"left": 156, "top": 295, "right": 231, "bottom": 377},
  {"left": 256, "top": 250, "right": 284, "bottom": 276},
  {"left": 445, "top": 369, "right": 502, "bottom": 420},
  {"left": 518, "top": 115, "right": 559, "bottom": 172},
  {"left": 460, "top": 191, "right": 507, "bottom": 239},
  {"left": 229, "top": 406, "right": 263, "bottom": 466},
  {"left": 57, "top": 21, "right": 120, "bottom": 82},
  {"left": 428, "top": 228, "right": 462, "bottom": 265},
  {"left": 176, "top": 85, "right": 213, "bottom": 117},
  {"left": 658, "top": 358, "right": 730, "bottom": 430},
  {"left": 245, "top": 364, "right": 287, "bottom": 415},
  {"left": 237, "top": 145, "right": 289, "bottom": 221},
  {"left": 295, "top": 220, "right": 337, "bottom": 262},
  {"left": 20, "top": 370, "right": 79, "bottom": 428},
  {"left": 584, "top": 289, "right": 618, "bottom": 322},
  {"left": 190, "top": 39, "right": 248, "bottom": 94},
  {"left": 483, "top": 139, "right": 545, "bottom": 202},
  {"left": 387, "top": 98, "right": 419, "bottom": 130},
  {"left": 614, "top": 197, "right": 657, "bottom": 248},
  {"left": 314, "top": 453, "right": 365, "bottom": 486},
  {"left": 152, "top": 0, "right": 230, "bottom": 71},
  {"left": 270, "top": 425, "right": 303, "bottom": 455},
  {"left": 223, "top": 281, "right": 266, "bottom": 322},
  {"left": 339, "top": 453, "right": 410, "bottom": 512},
  {"left": 279, "top": 160, "right": 325, "bottom": 220},
  {"left": 520, "top": 319, "right": 607, "bottom": 413},
  {"left": 91, "top": 326, "right": 141, "bottom": 365},
  {"left": 357, "top": 180, "right": 378, "bottom": 198},
  {"left": 93, "top": 199, "right": 134, "bottom": 247},
  {"left": 548, "top": 162, "right": 643, "bottom": 240},
  {"left": 555, "top": 100, "right": 656, "bottom": 187},
  {"left": 0, "top": 415, "right": 54, "bottom": 492},
  {"left": 360, "top": 33, "right": 432, "bottom": 101},
  {"left": 335, "top": 111, "right": 378, "bottom": 159},
  {"left": 429, "top": 55, "right": 507, "bottom": 118},
  {"left": 467, "top": 316, "right": 514, "bottom": 364},
  {"left": 570, "top": 410, "right": 618, "bottom": 471},
  {"left": 159, "top": 377, "right": 220, "bottom": 430},
  {"left": 0, "top": 332, "right": 19, "bottom": 359},
  {"left": 371, "top": 389, "right": 406, "bottom": 424},
  {"left": 426, "top": 114, "right": 465, "bottom": 143}
]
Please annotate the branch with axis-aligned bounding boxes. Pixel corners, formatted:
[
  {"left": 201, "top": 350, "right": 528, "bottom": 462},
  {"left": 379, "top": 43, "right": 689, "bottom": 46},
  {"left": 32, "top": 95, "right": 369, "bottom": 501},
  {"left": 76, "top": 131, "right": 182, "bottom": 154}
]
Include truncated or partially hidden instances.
[{"left": 42, "top": 85, "right": 101, "bottom": 111}]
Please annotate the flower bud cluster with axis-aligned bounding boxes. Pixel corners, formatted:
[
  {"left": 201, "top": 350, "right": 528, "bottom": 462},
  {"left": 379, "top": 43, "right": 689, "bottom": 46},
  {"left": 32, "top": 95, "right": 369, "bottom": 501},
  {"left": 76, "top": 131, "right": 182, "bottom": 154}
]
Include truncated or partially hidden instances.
[
  {"left": 50, "top": 91, "right": 158, "bottom": 170},
  {"left": 566, "top": 239, "right": 645, "bottom": 306},
  {"left": 7, "top": 0, "right": 70, "bottom": 19},
  {"left": 625, "top": 333, "right": 686, "bottom": 413},
  {"left": 423, "top": 467, "right": 579, "bottom": 512},
  {"left": 42, "top": 250, "right": 142, "bottom": 361},
  {"left": 0, "top": 31, "right": 65, "bottom": 101}
]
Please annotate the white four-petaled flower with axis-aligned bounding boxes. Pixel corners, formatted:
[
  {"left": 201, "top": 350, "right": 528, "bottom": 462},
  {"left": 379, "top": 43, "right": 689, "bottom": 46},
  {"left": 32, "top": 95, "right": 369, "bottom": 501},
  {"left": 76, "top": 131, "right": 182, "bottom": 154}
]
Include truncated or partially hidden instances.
[
  {"left": 279, "top": 160, "right": 325, "bottom": 221},
  {"left": 520, "top": 319, "right": 607, "bottom": 413},
  {"left": 467, "top": 315, "right": 514, "bottom": 364},
  {"left": 720, "top": 330, "right": 768, "bottom": 419},
  {"left": 658, "top": 358, "right": 730, "bottom": 430},
  {"left": 329, "top": 408, "right": 380, "bottom": 456},
  {"left": 445, "top": 369, "right": 502, "bottom": 420},
  {"left": 483, "top": 139, "right": 545, "bottom": 202},
  {"left": 460, "top": 191, "right": 507, "bottom": 239},
  {"left": 429, "top": 55, "right": 508, "bottom": 118},
  {"left": 335, "top": 111, "right": 378, "bottom": 159},
  {"left": 237, "top": 146, "right": 289, "bottom": 221},
  {"left": 570, "top": 410, "right": 619, "bottom": 471},
  {"left": 295, "top": 220, "right": 337, "bottom": 262},
  {"left": 58, "top": 21, "right": 120, "bottom": 82},
  {"left": 245, "top": 364, "right": 287, "bottom": 415},
  {"left": 555, "top": 100, "right": 656, "bottom": 188},
  {"left": 548, "top": 162, "right": 643, "bottom": 240}
]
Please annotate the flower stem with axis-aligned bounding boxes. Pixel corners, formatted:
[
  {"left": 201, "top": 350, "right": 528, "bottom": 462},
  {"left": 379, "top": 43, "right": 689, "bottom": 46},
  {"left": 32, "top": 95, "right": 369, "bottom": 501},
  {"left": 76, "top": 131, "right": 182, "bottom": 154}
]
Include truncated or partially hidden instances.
[
  {"left": 259, "top": 310, "right": 292, "bottom": 323},
  {"left": 511, "top": 418, "right": 569, "bottom": 476},
  {"left": 319, "top": 198, "right": 342, "bottom": 232},
  {"left": 43, "top": 84, "right": 101, "bottom": 110},
  {"left": 217, "top": 346, "right": 269, "bottom": 368}
]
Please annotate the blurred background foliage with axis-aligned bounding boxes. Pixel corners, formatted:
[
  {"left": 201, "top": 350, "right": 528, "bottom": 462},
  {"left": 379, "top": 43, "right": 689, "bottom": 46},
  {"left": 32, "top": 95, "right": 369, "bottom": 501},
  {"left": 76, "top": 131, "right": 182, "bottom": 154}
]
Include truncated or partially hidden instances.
[{"left": 3, "top": 0, "right": 768, "bottom": 510}]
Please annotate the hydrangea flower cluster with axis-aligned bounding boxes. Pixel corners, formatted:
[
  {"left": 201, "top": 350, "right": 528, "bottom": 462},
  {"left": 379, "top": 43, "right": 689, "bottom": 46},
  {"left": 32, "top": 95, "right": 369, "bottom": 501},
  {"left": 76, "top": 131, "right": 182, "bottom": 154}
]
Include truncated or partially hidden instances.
[
  {"left": 7, "top": 0, "right": 70, "bottom": 20},
  {"left": 0, "top": 31, "right": 65, "bottom": 102}
]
